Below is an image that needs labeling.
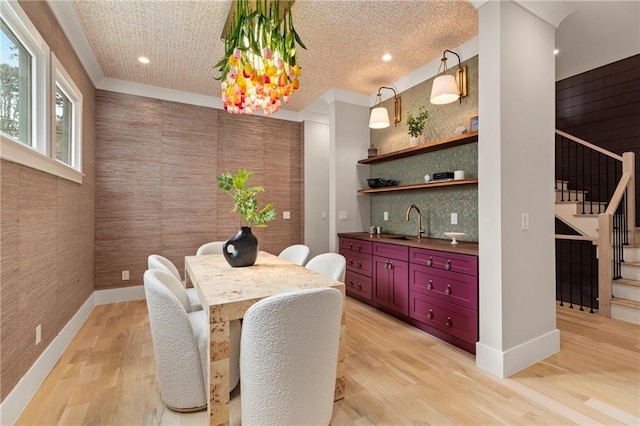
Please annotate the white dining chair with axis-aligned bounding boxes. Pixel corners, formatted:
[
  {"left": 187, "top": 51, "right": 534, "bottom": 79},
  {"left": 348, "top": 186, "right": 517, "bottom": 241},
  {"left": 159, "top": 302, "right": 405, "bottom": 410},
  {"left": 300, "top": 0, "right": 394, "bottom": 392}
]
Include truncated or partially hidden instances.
[
  {"left": 305, "top": 253, "right": 346, "bottom": 282},
  {"left": 196, "top": 241, "right": 225, "bottom": 256},
  {"left": 278, "top": 244, "right": 310, "bottom": 266},
  {"left": 148, "top": 254, "right": 202, "bottom": 311},
  {"left": 240, "top": 287, "right": 343, "bottom": 425},
  {"left": 144, "top": 269, "right": 240, "bottom": 412},
  {"left": 144, "top": 269, "right": 207, "bottom": 411}
]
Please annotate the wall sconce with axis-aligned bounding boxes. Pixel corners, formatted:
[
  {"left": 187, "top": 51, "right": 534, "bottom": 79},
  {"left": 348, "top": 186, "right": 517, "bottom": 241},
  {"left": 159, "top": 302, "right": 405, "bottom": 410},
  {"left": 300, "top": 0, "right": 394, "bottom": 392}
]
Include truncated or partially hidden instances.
[
  {"left": 430, "top": 50, "right": 467, "bottom": 105},
  {"left": 369, "top": 86, "right": 401, "bottom": 129}
]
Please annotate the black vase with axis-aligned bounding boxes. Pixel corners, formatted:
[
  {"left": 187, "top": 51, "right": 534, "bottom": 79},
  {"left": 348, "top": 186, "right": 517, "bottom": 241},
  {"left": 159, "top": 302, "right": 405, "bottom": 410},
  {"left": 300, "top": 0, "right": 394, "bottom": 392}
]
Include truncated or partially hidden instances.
[{"left": 223, "top": 226, "right": 258, "bottom": 267}]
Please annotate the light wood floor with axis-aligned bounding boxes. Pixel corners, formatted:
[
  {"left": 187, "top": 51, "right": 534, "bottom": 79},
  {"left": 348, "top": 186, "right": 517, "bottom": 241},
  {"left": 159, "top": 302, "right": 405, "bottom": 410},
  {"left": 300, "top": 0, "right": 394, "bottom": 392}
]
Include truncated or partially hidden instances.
[{"left": 17, "top": 298, "right": 640, "bottom": 425}]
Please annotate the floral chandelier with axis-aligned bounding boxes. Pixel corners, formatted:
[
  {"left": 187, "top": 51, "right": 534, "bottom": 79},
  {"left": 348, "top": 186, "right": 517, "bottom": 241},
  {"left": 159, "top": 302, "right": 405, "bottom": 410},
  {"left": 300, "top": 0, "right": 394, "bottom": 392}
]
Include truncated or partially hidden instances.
[{"left": 215, "top": 0, "right": 305, "bottom": 115}]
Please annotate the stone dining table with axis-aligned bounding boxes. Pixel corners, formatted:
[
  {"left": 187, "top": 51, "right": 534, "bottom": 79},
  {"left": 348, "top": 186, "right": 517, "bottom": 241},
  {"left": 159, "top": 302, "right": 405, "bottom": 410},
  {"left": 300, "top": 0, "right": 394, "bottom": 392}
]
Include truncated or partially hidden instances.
[{"left": 185, "top": 250, "right": 346, "bottom": 426}]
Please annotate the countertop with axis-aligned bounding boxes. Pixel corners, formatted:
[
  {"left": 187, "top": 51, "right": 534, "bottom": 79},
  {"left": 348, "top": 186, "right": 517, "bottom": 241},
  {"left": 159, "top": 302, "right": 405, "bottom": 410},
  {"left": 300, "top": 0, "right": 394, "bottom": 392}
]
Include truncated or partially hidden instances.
[{"left": 338, "top": 232, "right": 479, "bottom": 256}]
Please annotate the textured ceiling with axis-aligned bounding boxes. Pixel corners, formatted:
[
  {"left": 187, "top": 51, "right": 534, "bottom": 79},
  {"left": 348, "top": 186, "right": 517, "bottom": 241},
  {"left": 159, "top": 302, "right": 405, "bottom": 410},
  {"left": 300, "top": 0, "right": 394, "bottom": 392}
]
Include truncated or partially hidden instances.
[{"left": 71, "top": 0, "right": 478, "bottom": 112}]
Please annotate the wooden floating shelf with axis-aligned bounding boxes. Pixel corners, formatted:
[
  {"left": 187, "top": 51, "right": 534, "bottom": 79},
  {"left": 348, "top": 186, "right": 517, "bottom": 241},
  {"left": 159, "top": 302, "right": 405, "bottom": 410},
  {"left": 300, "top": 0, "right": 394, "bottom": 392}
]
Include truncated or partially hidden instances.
[
  {"left": 358, "top": 178, "right": 478, "bottom": 194},
  {"left": 358, "top": 131, "right": 478, "bottom": 165}
]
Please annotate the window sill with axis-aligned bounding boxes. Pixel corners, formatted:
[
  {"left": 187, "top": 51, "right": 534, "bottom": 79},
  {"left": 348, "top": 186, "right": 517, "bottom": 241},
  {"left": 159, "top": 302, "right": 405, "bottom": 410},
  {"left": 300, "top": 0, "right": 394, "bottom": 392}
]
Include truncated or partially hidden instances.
[{"left": 1, "top": 136, "right": 83, "bottom": 184}]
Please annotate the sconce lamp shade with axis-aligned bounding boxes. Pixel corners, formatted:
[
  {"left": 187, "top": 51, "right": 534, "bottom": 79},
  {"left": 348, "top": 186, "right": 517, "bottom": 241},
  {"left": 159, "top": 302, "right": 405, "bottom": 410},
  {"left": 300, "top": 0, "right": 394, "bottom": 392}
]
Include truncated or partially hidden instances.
[
  {"left": 369, "top": 107, "right": 391, "bottom": 129},
  {"left": 430, "top": 74, "right": 460, "bottom": 105}
]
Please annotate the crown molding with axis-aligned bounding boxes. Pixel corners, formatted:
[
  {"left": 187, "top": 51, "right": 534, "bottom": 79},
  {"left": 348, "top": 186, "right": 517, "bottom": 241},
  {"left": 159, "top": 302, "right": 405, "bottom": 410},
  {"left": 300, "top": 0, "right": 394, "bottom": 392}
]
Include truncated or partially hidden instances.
[
  {"left": 473, "top": 0, "right": 574, "bottom": 28},
  {"left": 319, "top": 88, "right": 371, "bottom": 108},
  {"left": 46, "top": 0, "right": 104, "bottom": 86}
]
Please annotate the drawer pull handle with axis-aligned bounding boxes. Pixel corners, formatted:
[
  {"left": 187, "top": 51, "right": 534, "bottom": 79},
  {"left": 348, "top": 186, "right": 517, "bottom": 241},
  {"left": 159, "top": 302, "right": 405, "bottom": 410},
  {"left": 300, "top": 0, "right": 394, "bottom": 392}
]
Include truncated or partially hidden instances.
[
  {"left": 357, "top": 283, "right": 362, "bottom": 290},
  {"left": 349, "top": 259, "right": 354, "bottom": 265},
  {"left": 357, "top": 244, "right": 361, "bottom": 252},
  {"left": 446, "top": 316, "right": 452, "bottom": 327},
  {"left": 349, "top": 243, "right": 353, "bottom": 249},
  {"left": 445, "top": 284, "right": 451, "bottom": 295},
  {"left": 357, "top": 261, "right": 362, "bottom": 268},
  {"left": 427, "top": 309, "right": 433, "bottom": 320},
  {"left": 388, "top": 260, "right": 393, "bottom": 269},
  {"left": 445, "top": 259, "right": 451, "bottom": 271},
  {"left": 349, "top": 280, "right": 354, "bottom": 287},
  {"left": 427, "top": 280, "right": 433, "bottom": 290},
  {"left": 427, "top": 257, "right": 433, "bottom": 267}
]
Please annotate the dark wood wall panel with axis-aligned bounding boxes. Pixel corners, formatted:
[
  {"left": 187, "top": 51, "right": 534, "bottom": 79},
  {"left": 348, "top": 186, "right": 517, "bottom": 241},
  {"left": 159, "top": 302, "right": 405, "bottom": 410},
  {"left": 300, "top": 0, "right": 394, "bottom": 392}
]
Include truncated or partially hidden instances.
[
  {"left": 1, "top": 1, "right": 96, "bottom": 402},
  {"left": 95, "top": 92, "right": 304, "bottom": 289},
  {"left": 556, "top": 54, "right": 640, "bottom": 223}
]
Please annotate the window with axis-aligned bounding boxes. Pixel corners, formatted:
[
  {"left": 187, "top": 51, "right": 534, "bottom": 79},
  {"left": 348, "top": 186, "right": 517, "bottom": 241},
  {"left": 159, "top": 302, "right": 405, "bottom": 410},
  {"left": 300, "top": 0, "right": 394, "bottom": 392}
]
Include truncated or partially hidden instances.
[
  {"left": 0, "top": 0, "right": 83, "bottom": 183},
  {"left": 52, "top": 54, "right": 82, "bottom": 170},
  {"left": 55, "top": 87, "right": 71, "bottom": 163},
  {"left": 1, "top": 19, "right": 32, "bottom": 144}
]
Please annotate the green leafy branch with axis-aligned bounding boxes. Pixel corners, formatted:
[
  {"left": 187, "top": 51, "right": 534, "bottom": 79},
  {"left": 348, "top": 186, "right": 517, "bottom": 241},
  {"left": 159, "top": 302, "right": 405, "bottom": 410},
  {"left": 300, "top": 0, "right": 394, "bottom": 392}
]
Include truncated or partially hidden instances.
[
  {"left": 217, "top": 169, "right": 276, "bottom": 228},
  {"left": 406, "top": 106, "right": 429, "bottom": 138}
]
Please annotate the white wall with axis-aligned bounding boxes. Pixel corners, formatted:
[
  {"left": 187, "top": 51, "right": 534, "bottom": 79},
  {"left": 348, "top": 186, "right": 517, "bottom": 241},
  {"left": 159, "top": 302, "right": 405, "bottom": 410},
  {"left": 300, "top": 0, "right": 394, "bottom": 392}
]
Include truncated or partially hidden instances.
[
  {"left": 304, "top": 120, "right": 331, "bottom": 259},
  {"left": 328, "top": 101, "right": 371, "bottom": 252},
  {"left": 555, "top": 1, "right": 640, "bottom": 81},
  {"left": 476, "top": 0, "right": 563, "bottom": 377}
]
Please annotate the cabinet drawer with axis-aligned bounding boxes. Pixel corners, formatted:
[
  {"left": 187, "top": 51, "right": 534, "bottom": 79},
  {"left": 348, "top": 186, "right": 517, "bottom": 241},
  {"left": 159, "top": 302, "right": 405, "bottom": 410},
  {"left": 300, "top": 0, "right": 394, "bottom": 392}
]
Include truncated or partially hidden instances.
[
  {"left": 340, "top": 249, "right": 373, "bottom": 277},
  {"left": 409, "top": 292, "right": 478, "bottom": 344},
  {"left": 345, "top": 271, "right": 372, "bottom": 301},
  {"left": 339, "top": 238, "right": 372, "bottom": 254},
  {"left": 410, "top": 248, "right": 478, "bottom": 276},
  {"left": 372, "top": 242, "right": 409, "bottom": 261},
  {"left": 410, "top": 264, "right": 478, "bottom": 310}
]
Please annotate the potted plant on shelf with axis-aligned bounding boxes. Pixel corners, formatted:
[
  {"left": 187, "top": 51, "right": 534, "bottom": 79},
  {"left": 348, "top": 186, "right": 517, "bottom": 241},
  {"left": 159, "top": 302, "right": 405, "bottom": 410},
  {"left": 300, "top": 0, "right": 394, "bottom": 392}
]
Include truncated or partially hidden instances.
[
  {"left": 406, "top": 106, "right": 429, "bottom": 147},
  {"left": 217, "top": 169, "right": 276, "bottom": 267}
]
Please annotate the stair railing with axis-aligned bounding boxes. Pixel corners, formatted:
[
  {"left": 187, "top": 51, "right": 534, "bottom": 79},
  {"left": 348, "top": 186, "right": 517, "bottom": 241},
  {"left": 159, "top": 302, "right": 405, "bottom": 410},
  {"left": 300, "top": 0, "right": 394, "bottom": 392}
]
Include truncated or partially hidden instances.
[
  {"left": 555, "top": 130, "right": 635, "bottom": 317},
  {"left": 598, "top": 152, "right": 636, "bottom": 317}
]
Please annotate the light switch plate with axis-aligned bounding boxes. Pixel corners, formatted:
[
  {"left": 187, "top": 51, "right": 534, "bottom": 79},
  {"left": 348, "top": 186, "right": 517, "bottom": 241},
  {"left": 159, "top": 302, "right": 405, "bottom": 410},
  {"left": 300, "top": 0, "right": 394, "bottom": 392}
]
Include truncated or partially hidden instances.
[
  {"left": 339, "top": 211, "right": 348, "bottom": 221},
  {"left": 522, "top": 213, "right": 529, "bottom": 230},
  {"left": 384, "top": 211, "right": 388, "bottom": 221},
  {"left": 321, "top": 210, "right": 327, "bottom": 220},
  {"left": 451, "top": 213, "right": 458, "bottom": 225},
  {"left": 283, "top": 211, "right": 291, "bottom": 219},
  {"left": 122, "top": 270, "right": 130, "bottom": 280}
]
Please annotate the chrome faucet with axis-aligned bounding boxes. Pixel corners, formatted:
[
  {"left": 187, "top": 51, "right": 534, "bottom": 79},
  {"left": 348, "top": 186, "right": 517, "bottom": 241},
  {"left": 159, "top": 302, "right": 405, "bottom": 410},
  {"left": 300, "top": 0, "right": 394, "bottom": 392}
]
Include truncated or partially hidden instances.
[{"left": 405, "top": 204, "right": 424, "bottom": 238}]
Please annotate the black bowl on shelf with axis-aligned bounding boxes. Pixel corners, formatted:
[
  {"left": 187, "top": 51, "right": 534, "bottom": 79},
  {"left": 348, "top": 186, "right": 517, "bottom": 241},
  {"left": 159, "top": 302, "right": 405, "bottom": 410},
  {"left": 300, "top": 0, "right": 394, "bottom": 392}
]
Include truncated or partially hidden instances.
[{"left": 367, "top": 178, "right": 383, "bottom": 188}]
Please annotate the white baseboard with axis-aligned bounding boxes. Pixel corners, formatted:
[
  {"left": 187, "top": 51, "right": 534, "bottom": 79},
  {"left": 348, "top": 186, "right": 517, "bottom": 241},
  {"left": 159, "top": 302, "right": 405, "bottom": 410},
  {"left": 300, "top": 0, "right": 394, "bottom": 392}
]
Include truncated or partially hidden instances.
[
  {"left": 476, "top": 329, "right": 560, "bottom": 378},
  {"left": 94, "top": 285, "right": 145, "bottom": 305},
  {"left": 0, "top": 285, "right": 144, "bottom": 425}
]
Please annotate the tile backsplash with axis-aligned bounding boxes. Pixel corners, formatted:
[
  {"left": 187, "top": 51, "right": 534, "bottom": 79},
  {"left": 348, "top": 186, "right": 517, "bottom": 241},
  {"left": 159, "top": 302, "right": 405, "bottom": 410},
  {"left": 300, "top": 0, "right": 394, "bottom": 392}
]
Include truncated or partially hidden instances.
[{"left": 369, "top": 143, "right": 478, "bottom": 242}]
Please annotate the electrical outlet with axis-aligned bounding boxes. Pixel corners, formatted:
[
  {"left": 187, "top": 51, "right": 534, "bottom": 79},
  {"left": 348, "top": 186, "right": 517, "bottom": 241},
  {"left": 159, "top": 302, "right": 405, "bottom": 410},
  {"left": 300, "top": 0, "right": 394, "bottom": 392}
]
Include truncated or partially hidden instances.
[
  {"left": 451, "top": 213, "right": 458, "bottom": 225},
  {"left": 321, "top": 210, "right": 327, "bottom": 220},
  {"left": 36, "top": 324, "right": 41, "bottom": 345},
  {"left": 339, "top": 211, "right": 348, "bottom": 221},
  {"left": 522, "top": 213, "right": 529, "bottom": 230},
  {"left": 283, "top": 211, "right": 291, "bottom": 220},
  {"left": 384, "top": 211, "right": 389, "bottom": 221},
  {"left": 122, "top": 270, "right": 130, "bottom": 280}
]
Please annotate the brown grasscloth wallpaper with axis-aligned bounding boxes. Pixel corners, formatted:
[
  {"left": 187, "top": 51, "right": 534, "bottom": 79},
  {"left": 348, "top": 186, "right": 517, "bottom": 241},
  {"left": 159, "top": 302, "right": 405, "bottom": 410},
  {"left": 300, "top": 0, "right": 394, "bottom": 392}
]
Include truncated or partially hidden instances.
[
  {"left": 1, "top": 1, "right": 96, "bottom": 401},
  {"left": 95, "top": 91, "right": 304, "bottom": 289}
]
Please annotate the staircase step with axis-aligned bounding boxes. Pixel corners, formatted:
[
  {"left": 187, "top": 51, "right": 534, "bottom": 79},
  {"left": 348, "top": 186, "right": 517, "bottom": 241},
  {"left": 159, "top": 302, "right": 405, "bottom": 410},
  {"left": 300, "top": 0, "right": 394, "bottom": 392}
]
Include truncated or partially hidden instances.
[
  {"left": 621, "top": 262, "right": 640, "bottom": 281},
  {"left": 555, "top": 180, "right": 569, "bottom": 191},
  {"left": 614, "top": 278, "right": 640, "bottom": 287},
  {"left": 555, "top": 204, "right": 599, "bottom": 238},
  {"left": 610, "top": 298, "right": 640, "bottom": 325},
  {"left": 613, "top": 279, "right": 640, "bottom": 302},
  {"left": 612, "top": 298, "right": 640, "bottom": 308},
  {"left": 555, "top": 189, "right": 587, "bottom": 202},
  {"left": 623, "top": 246, "right": 640, "bottom": 261}
]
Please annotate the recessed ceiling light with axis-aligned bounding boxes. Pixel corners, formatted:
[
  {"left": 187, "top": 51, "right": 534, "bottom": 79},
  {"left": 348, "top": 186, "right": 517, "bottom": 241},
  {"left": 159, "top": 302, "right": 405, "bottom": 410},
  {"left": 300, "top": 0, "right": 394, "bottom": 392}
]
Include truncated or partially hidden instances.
[
  {"left": 553, "top": 49, "right": 559, "bottom": 55},
  {"left": 382, "top": 53, "right": 392, "bottom": 62},
  {"left": 138, "top": 56, "right": 150, "bottom": 64}
]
